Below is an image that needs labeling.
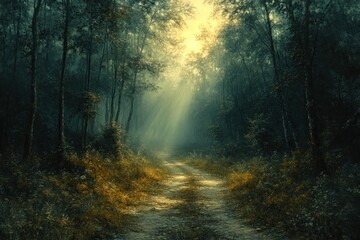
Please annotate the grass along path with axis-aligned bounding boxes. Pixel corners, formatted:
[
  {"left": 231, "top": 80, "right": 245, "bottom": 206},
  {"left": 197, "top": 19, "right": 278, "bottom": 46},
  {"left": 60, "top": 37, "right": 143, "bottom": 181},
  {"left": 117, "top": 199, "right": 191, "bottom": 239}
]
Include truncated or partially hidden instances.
[{"left": 116, "top": 154, "right": 282, "bottom": 240}]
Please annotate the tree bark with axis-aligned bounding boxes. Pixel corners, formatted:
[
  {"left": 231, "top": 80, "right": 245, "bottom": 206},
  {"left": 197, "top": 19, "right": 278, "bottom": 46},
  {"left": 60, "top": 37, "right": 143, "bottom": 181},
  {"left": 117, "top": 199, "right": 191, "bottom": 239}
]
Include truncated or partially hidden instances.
[
  {"left": 115, "top": 40, "right": 128, "bottom": 124},
  {"left": 23, "top": 0, "right": 43, "bottom": 161},
  {"left": 58, "top": 0, "right": 70, "bottom": 160},
  {"left": 110, "top": 49, "right": 118, "bottom": 123},
  {"left": 82, "top": 3, "right": 93, "bottom": 152},
  {"left": 125, "top": 90, "right": 135, "bottom": 139},
  {"left": 2, "top": 3, "right": 22, "bottom": 151},
  {"left": 303, "top": 0, "right": 326, "bottom": 174},
  {"left": 125, "top": 67, "right": 138, "bottom": 137},
  {"left": 12, "top": 3, "right": 21, "bottom": 89},
  {"left": 96, "top": 42, "right": 107, "bottom": 86},
  {"left": 115, "top": 72, "right": 125, "bottom": 124},
  {"left": 105, "top": 95, "right": 110, "bottom": 124},
  {"left": 124, "top": 10, "right": 154, "bottom": 140},
  {"left": 262, "top": 1, "right": 298, "bottom": 150}
]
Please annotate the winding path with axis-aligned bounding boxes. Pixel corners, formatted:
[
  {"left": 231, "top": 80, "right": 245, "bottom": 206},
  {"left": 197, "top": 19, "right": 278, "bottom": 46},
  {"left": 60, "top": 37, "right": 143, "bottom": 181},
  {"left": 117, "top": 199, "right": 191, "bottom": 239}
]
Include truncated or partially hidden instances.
[{"left": 116, "top": 154, "right": 284, "bottom": 240}]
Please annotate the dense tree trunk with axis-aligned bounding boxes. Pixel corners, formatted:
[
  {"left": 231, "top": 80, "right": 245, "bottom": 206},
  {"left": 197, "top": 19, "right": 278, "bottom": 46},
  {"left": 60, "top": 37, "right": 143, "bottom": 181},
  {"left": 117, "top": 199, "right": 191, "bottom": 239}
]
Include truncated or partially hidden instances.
[
  {"left": 125, "top": 69, "right": 138, "bottom": 138},
  {"left": 82, "top": 4, "right": 93, "bottom": 152},
  {"left": 304, "top": 67, "right": 325, "bottom": 173},
  {"left": 303, "top": 0, "right": 326, "bottom": 174},
  {"left": 115, "top": 42, "right": 128, "bottom": 124},
  {"left": 124, "top": 12, "right": 154, "bottom": 139},
  {"left": 125, "top": 90, "right": 135, "bottom": 138},
  {"left": 105, "top": 95, "right": 110, "bottom": 124},
  {"left": 2, "top": 3, "right": 22, "bottom": 151},
  {"left": 285, "top": 0, "right": 326, "bottom": 173},
  {"left": 12, "top": 4, "right": 21, "bottom": 89},
  {"left": 262, "top": 1, "right": 298, "bottom": 150},
  {"left": 110, "top": 50, "right": 118, "bottom": 123},
  {"left": 115, "top": 73, "right": 125, "bottom": 124},
  {"left": 82, "top": 116, "right": 88, "bottom": 151},
  {"left": 57, "top": 0, "right": 70, "bottom": 160},
  {"left": 23, "top": 0, "right": 43, "bottom": 161},
  {"left": 96, "top": 42, "right": 107, "bottom": 86}
]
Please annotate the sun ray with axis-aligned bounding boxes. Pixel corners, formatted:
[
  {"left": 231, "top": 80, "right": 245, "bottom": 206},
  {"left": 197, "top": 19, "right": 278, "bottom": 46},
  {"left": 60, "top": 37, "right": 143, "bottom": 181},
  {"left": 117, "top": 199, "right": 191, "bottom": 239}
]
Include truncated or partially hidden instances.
[{"left": 138, "top": 0, "right": 225, "bottom": 151}]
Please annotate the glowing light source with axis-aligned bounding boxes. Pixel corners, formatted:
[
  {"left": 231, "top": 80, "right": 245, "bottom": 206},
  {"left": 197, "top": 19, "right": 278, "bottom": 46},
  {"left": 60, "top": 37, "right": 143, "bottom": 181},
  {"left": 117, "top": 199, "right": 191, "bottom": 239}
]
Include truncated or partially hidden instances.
[
  {"left": 138, "top": 0, "right": 226, "bottom": 152},
  {"left": 179, "top": 0, "right": 224, "bottom": 59}
]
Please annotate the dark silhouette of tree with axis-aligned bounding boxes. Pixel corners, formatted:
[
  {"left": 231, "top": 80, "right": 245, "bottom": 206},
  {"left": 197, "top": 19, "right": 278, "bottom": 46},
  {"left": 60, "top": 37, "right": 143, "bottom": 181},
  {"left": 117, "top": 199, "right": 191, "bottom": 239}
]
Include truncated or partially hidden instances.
[
  {"left": 57, "top": 0, "right": 71, "bottom": 161},
  {"left": 23, "top": 0, "right": 43, "bottom": 161}
]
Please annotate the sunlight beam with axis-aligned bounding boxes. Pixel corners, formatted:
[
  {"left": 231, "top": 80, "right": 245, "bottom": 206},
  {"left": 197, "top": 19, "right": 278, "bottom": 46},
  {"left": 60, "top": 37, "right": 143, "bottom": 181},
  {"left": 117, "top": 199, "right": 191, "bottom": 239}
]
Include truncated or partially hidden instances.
[{"left": 137, "top": 0, "right": 226, "bottom": 152}]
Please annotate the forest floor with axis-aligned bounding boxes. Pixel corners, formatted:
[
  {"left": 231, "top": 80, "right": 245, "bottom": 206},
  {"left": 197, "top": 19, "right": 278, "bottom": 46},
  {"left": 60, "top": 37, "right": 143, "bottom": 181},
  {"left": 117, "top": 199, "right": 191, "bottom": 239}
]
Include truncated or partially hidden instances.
[{"left": 116, "top": 152, "right": 285, "bottom": 240}]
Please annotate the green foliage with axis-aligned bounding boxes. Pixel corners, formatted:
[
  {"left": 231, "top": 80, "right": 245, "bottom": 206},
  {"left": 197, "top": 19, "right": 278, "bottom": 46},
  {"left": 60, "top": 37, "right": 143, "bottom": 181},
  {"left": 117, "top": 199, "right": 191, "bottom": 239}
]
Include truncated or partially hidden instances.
[
  {"left": 0, "top": 0, "right": 190, "bottom": 155},
  {"left": 99, "top": 122, "right": 123, "bottom": 159},
  {"left": 244, "top": 114, "right": 278, "bottom": 155},
  {"left": 0, "top": 151, "right": 165, "bottom": 239},
  {"left": 186, "top": 153, "right": 360, "bottom": 239},
  {"left": 229, "top": 156, "right": 360, "bottom": 239},
  {"left": 209, "top": 123, "right": 224, "bottom": 143},
  {"left": 80, "top": 91, "right": 100, "bottom": 119},
  {"left": 213, "top": 142, "right": 245, "bottom": 158}
]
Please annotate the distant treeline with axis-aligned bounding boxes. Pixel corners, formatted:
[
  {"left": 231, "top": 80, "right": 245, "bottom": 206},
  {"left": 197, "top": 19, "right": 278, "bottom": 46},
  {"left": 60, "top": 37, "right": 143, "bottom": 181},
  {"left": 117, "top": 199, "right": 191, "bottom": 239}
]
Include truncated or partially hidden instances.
[
  {"left": 0, "top": 0, "right": 190, "bottom": 160},
  {"left": 188, "top": 0, "right": 359, "bottom": 174}
]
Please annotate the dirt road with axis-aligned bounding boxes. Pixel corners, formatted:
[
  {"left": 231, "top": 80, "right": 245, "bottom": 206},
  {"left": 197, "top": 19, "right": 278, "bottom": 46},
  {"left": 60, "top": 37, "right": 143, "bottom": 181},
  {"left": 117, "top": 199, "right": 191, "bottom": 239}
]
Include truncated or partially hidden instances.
[{"left": 116, "top": 155, "right": 284, "bottom": 240}]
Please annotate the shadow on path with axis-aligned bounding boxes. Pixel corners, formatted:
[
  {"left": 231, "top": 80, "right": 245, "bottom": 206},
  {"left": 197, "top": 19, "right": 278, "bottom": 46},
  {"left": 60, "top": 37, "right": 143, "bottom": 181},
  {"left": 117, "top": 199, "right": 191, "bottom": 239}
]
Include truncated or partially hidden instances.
[{"left": 116, "top": 155, "right": 284, "bottom": 240}]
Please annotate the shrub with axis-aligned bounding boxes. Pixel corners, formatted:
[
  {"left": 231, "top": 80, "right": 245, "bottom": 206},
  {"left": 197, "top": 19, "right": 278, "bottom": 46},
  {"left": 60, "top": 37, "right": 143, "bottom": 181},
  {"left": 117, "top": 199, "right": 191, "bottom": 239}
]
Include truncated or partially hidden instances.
[
  {"left": 226, "top": 155, "right": 360, "bottom": 239},
  {"left": 0, "top": 151, "right": 165, "bottom": 239},
  {"left": 98, "top": 122, "right": 123, "bottom": 159},
  {"left": 244, "top": 114, "right": 279, "bottom": 155},
  {"left": 80, "top": 91, "right": 100, "bottom": 119},
  {"left": 186, "top": 152, "right": 360, "bottom": 239}
]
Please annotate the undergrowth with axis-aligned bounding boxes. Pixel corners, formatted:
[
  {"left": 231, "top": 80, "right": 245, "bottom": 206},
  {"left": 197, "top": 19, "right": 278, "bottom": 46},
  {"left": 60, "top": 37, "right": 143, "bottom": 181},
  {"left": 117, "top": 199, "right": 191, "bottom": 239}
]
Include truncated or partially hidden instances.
[
  {"left": 185, "top": 152, "right": 360, "bottom": 239},
  {"left": 0, "top": 151, "right": 165, "bottom": 239}
]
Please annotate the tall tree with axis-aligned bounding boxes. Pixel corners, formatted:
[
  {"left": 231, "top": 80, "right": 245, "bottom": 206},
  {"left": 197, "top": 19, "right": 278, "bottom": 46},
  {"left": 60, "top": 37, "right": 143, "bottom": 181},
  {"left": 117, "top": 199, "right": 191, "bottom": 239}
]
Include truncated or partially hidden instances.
[
  {"left": 81, "top": 0, "right": 95, "bottom": 151},
  {"left": 124, "top": 0, "right": 190, "bottom": 138},
  {"left": 219, "top": 0, "right": 298, "bottom": 150},
  {"left": 57, "top": 0, "right": 71, "bottom": 160},
  {"left": 0, "top": 0, "right": 25, "bottom": 151},
  {"left": 23, "top": 0, "right": 43, "bottom": 161},
  {"left": 284, "top": 0, "right": 328, "bottom": 174},
  {"left": 261, "top": 0, "right": 298, "bottom": 150}
]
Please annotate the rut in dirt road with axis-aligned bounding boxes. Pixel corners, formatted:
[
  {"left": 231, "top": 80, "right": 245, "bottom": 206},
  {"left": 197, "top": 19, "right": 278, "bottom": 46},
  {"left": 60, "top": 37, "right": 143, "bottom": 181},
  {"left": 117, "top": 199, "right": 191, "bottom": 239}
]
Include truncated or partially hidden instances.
[{"left": 117, "top": 159, "right": 284, "bottom": 240}]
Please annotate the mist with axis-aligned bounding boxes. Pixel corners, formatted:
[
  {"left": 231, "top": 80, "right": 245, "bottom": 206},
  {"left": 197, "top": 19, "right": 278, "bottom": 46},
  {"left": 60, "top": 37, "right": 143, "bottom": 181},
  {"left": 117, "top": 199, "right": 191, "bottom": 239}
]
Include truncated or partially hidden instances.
[{"left": 133, "top": 70, "right": 196, "bottom": 153}]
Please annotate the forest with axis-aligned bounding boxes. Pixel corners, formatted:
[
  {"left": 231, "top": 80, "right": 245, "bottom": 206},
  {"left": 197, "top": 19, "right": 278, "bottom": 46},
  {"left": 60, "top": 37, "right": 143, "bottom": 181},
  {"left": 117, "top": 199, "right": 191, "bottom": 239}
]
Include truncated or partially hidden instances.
[{"left": 0, "top": 0, "right": 359, "bottom": 239}]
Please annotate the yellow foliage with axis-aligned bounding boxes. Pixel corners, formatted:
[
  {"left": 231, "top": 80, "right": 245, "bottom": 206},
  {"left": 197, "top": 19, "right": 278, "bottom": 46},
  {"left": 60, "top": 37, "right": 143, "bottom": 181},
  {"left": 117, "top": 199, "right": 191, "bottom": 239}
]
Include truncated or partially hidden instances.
[
  {"left": 76, "top": 183, "right": 89, "bottom": 193},
  {"left": 265, "top": 192, "right": 287, "bottom": 205},
  {"left": 56, "top": 217, "right": 70, "bottom": 227},
  {"left": 142, "top": 167, "right": 163, "bottom": 181},
  {"left": 0, "top": 150, "right": 166, "bottom": 239},
  {"left": 228, "top": 171, "right": 255, "bottom": 191}
]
